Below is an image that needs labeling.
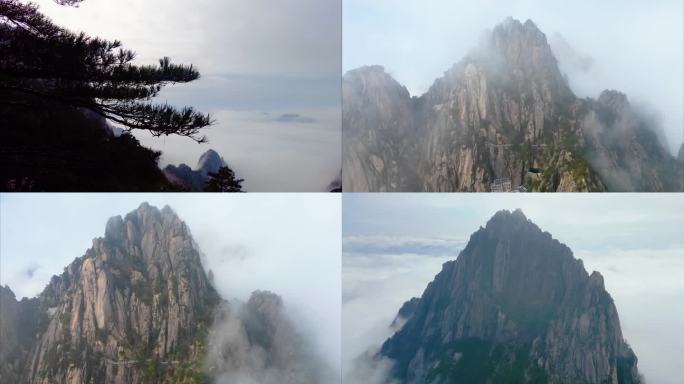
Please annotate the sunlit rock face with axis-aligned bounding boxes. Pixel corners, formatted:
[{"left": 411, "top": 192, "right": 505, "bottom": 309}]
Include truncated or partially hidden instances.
[
  {"left": 343, "top": 18, "right": 680, "bottom": 192},
  {"left": 379, "top": 210, "right": 641, "bottom": 384}
]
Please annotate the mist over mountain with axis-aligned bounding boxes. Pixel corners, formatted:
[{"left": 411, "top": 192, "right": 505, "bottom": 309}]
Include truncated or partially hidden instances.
[
  {"left": 0, "top": 203, "right": 330, "bottom": 383},
  {"left": 353, "top": 209, "right": 641, "bottom": 383},
  {"left": 343, "top": 18, "right": 682, "bottom": 192},
  {"left": 207, "top": 291, "right": 334, "bottom": 384}
]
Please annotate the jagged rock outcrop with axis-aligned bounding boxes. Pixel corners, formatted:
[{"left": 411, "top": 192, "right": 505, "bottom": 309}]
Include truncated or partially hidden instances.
[
  {"left": 197, "top": 149, "right": 226, "bottom": 174},
  {"left": 0, "top": 203, "right": 331, "bottom": 384},
  {"left": 343, "top": 65, "right": 420, "bottom": 191},
  {"left": 206, "top": 291, "right": 325, "bottom": 384},
  {"left": 579, "top": 90, "right": 679, "bottom": 191},
  {"left": 343, "top": 17, "right": 681, "bottom": 192},
  {"left": 0, "top": 203, "right": 220, "bottom": 383},
  {"left": 0, "top": 286, "right": 23, "bottom": 383},
  {"left": 163, "top": 149, "right": 228, "bottom": 191},
  {"left": 379, "top": 209, "right": 641, "bottom": 383}
]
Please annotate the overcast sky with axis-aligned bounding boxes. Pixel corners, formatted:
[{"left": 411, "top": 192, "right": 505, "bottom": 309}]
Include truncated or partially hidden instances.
[
  {"left": 344, "top": 0, "right": 684, "bottom": 154},
  {"left": 343, "top": 193, "right": 684, "bottom": 384},
  {"left": 34, "top": 0, "right": 341, "bottom": 191},
  {"left": 0, "top": 193, "right": 341, "bottom": 376}
]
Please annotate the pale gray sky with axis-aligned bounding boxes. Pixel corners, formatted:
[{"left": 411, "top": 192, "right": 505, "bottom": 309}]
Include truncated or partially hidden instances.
[
  {"left": 34, "top": 0, "right": 342, "bottom": 191},
  {"left": 343, "top": 193, "right": 684, "bottom": 384},
  {"left": 0, "top": 193, "right": 342, "bottom": 375},
  {"left": 344, "top": 0, "right": 684, "bottom": 154}
]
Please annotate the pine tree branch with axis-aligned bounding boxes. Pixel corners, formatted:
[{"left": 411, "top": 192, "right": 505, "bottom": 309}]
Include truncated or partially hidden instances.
[
  {"left": 1, "top": 84, "right": 212, "bottom": 142},
  {"left": 1, "top": 1, "right": 213, "bottom": 140}
]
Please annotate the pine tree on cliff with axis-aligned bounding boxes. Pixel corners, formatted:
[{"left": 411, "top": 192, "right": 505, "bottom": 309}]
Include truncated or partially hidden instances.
[
  {"left": 204, "top": 166, "right": 244, "bottom": 192},
  {"left": 0, "top": 0, "right": 212, "bottom": 141}
]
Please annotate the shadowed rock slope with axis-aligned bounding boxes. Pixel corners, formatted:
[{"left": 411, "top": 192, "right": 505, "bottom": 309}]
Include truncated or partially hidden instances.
[
  {"left": 343, "top": 18, "right": 681, "bottom": 192},
  {"left": 380, "top": 209, "right": 641, "bottom": 384}
]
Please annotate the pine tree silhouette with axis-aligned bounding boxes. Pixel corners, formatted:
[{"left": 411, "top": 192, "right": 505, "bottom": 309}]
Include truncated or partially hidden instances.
[
  {"left": 0, "top": 0, "right": 212, "bottom": 141},
  {"left": 0, "top": 0, "right": 215, "bottom": 190},
  {"left": 204, "top": 166, "right": 244, "bottom": 192}
]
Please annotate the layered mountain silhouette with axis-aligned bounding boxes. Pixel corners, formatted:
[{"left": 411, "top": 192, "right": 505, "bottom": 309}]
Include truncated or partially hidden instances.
[
  {"left": 343, "top": 17, "right": 682, "bottom": 192},
  {"left": 163, "top": 149, "right": 229, "bottom": 191},
  {"left": 0, "top": 203, "right": 324, "bottom": 383},
  {"left": 377, "top": 209, "right": 641, "bottom": 383}
]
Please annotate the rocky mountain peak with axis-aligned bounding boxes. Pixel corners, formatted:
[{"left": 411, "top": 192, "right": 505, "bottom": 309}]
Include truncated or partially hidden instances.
[
  {"left": 0, "top": 284, "right": 16, "bottom": 299},
  {"left": 163, "top": 149, "right": 229, "bottom": 191},
  {"left": 248, "top": 290, "right": 284, "bottom": 314},
  {"left": 344, "top": 65, "right": 411, "bottom": 101},
  {"left": 481, "top": 17, "right": 569, "bottom": 94},
  {"left": 598, "top": 89, "right": 631, "bottom": 113},
  {"left": 0, "top": 204, "right": 220, "bottom": 383},
  {"left": 379, "top": 210, "right": 641, "bottom": 383},
  {"left": 485, "top": 208, "right": 530, "bottom": 227},
  {"left": 344, "top": 17, "right": 680, "bottom": 192},
  {"left": 104, "top": 214, "right": 125, "bottom": 240},
  {"left": 1, "top": 205, "right": 331, "bottom": 384},
  {"left": 103, "top": 202, "right": 183, "bottom": 246},
  {"left": 492, "top": 17, "right": 548, "bottom": 48},
  {"left": 589, "top": 270, "right": 605, "bottom": 288},
  {"left": 206, "top": 289, "right": 327, "bottom": 384},
  {"left": 343, "top": 64, "right": 419, "bottom": 191},
  {"left": 197, "top": 148, "right": 226, "bottom": 174}
]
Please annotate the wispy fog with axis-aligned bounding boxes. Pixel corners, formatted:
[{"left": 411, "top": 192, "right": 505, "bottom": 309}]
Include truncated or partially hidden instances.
[
  {"left": 0, "top": 193, "right": 341, "bottom": 381},
  {"left": 342, "top": 193, "right": 684, "bottom": 384},
  {"left": 33, "top": 0, "right": 342, "bottom": 190},
  {"left": 205, "top": 298, "right": 336, "bottom": 384},
  {"left": 344, "top": 0, "right": 683, "bottom": 153},
  {"left": 343, "top": 247, "right": 455, "bottom": 383}
]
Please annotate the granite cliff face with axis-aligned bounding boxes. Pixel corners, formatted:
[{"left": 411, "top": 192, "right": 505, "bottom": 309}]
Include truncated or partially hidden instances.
[
  {"left": 379, "top": 209, "right": 641, "bottom": 383},
  {"left": 343, "top": 18, "right": 680, "bottom": 192},
  {"left": 1, "top": 203, "right": 219, "bottom": 383},
  {"left": 0, "top": 204, "right": 327, "bottom": 384},
  {"left": 163, "top": 149, "right": 228, "bottom": 191},
  {"left": 343, "top": 66, "right": 420, "bottom": 191}
]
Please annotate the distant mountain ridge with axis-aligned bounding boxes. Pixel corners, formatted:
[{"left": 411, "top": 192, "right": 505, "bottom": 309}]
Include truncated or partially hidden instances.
[
  {"left": 343, "top": 17, "right": 681, "bottom": 192},
  {"left": 378, "top": 209, "right": 641, "bottom": 383},
  {"left": 163, "top": 149, "right": 228, "bottom": 191}
]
